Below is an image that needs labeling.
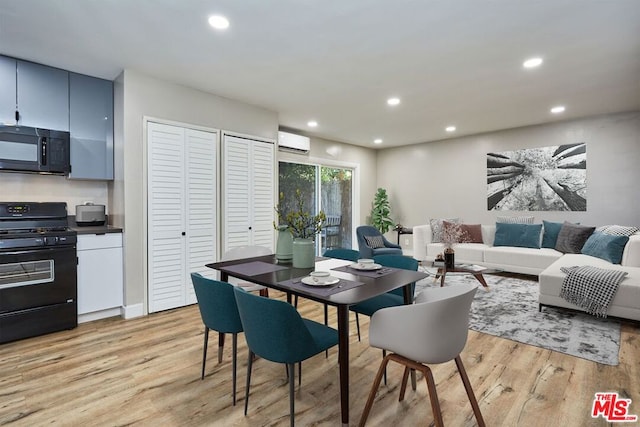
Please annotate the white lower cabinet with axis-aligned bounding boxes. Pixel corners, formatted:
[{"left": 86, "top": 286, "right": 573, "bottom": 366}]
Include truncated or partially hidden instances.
[{"left": 77, "top": 233, "right": 123, "bottom": 321}]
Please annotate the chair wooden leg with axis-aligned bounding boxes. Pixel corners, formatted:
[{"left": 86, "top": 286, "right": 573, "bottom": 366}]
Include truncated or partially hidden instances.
[
  {"left": 382, "top": 349, "right": 387, "bottom": 385},
  {"left": 399, "top": 366, "right": 410, "bottom": 401},
  {"left": 259, "top": 288, "right": 269, "bottom": 297},
  {"left": 218, "top": 332, "right": 225, "bottom": 363},
  {"left": 244, "top": 351, "right": 254, "bottom": 416},
  {"left": 232, "top": 333, "right": 238, "bottom": 406},
  {"left": 288, "top": 363, "right": 296, "bottom": 427},
  {"left": 455, "top": 356, "right": 486, "bottom": 427},
  {"left": 201, "top": 326, "right": 209, "bottom": 380},
  {"left": 324, "top": 304, "right": 330, "bottom": 357},
  {"left": 423, "top": 365, "right": 445, "bottom": 427},
  {"left": 358, "top": 354, "right": 393, "bottom": 427},
  {"left": 355, "top": 313, "right": 361, "bottom": 341}
]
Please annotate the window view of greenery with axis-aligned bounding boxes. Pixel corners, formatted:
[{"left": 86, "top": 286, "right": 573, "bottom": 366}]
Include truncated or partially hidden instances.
[{"left": 278, "top": 162, "right": 353, "bottom": 254}]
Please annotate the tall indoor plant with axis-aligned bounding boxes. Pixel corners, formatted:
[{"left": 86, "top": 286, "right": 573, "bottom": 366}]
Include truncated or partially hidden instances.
[
  {"left": 275, "top": 189, "right": 326, "bottom": 268},
  {"left": 370, "top": 188, "right": 394, "bottom": 234}
]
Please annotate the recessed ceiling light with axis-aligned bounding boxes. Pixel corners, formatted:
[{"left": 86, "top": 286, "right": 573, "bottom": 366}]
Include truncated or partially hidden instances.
[
  {"left": 445, "top": 126, "right": 456, "bottom": 132},
  {"left": 307, "top": 120, "right": 318, "bottom": 127},
  {"left": 523, "top": 57, "right": 543, "bottom": 68},
  {"left": 550, "top": 106, "right": 566, "bottom": 114},
  {"left": 208, "top": 15, "right": 230, "bottom": 30},
  {"left": 387, "top": 97, "right": 400, "bottom": 106},
  {"left": 374, "top": 138, "right": 383, "bottom": 144}
]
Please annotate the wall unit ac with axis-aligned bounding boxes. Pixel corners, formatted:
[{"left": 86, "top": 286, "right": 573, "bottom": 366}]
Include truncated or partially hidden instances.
[{"left": 278, "top": 131, "right": 310, "bottom": 154}]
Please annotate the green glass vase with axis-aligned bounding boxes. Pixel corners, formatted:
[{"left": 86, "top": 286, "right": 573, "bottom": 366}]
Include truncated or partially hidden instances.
[
  {"left": 275, "top": 226, "right": 293, "bottom": 262},
  {"left": 292, "top": 238, "right": 315, "bottom": 268}
]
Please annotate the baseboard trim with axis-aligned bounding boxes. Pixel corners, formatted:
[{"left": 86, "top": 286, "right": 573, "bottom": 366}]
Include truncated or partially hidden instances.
[
  {"left": 78, "top": 307, "right": 123, "bottom": 324},
  {"left": 123, "top": 303, "right": 144, "bottom": 319}
]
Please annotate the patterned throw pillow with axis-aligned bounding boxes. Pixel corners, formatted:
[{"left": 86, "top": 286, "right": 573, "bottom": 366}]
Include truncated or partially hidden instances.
[
  {"left": 596, "top": 225, "right": 639, "bottom": 237},
  {"left": 364, "top": 235, "right": 385, "bottom": 248},
  {"left": 496, "top": 216, "right": 535, "bottom": 224},
  {"left": 429, "top": 218, "right": 460, "bottom": 243}
]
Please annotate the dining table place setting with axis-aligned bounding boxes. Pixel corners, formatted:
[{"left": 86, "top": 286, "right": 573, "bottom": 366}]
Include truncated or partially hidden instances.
[
  {"left": 332, "top": 258, "right": 399, "bottom": 278},
  {"left": 277, "top": 271, "right": 366, "bottom": 297}
]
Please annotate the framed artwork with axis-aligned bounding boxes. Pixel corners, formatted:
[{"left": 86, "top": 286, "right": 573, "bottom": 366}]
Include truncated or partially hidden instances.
[{"left": 487, "top": 143, "right": 586, "bottom": 211}]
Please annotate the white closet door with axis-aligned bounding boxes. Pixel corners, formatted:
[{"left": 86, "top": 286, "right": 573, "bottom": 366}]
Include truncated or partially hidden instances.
[
  {"left": 251, "top": 141, "right": 275, "bottom": 248},
  {"left": 147, "top": 122, "right": 186, "bottom": 313},
  {"left": 223, "top": 136, "right": 252, "bottom": 250},
  {"left": 185, "top": 128, "right": 217, "bottom": 304}
]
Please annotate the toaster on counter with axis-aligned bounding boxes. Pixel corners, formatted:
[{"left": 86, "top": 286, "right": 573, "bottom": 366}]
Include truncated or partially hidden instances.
[{"left": 75, "top": 203, "right": 106, "bottom": 226}]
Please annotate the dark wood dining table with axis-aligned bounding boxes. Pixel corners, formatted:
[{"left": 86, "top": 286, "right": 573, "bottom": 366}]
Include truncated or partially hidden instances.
[{"left": 206, "top": 254, "right": 427, "bottom": 426}]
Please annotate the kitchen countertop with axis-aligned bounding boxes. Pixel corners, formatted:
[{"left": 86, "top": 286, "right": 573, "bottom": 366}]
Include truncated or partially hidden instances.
[{"left": 68, "top": 216, "right": 123, "bottom": 235}]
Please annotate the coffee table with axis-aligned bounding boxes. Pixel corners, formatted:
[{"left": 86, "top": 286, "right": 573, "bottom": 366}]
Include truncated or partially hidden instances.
[{"left": 424, "top": 262, "right": 501, "bottom": 290}]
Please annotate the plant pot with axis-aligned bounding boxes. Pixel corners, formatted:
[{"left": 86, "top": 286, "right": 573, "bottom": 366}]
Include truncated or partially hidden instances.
[
  {"left": 275, "top": 226, "right": 293, "bottom": 262},
  {"left": 444, "top": 247, "right": 455, "bottom": 268},
  {"left": 292, "top": 238, "right": 315, "bottom": 269}
]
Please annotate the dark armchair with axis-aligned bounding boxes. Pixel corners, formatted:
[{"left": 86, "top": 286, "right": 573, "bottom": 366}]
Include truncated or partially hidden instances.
[{"left": 356, "top": 225, "right": 403, "bottom": 258}]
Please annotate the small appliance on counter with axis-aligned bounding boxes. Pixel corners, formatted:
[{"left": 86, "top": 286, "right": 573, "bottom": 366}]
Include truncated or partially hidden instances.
[{"left": 75, "top": 203, "right": 106, "bottom": 226}]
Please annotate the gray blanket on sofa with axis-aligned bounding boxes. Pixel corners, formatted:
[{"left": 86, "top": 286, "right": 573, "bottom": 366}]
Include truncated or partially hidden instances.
[{"left": 560, "top": 266, "right": 627, "bottom": 317}]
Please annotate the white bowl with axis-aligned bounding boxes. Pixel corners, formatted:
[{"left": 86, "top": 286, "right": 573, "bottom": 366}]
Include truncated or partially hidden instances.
[
  {"left": 357, "top": 258, "right": 374, "bottom": 265},
  {"left": 310, "top": 271, "right": 331, "bottom": 283}
]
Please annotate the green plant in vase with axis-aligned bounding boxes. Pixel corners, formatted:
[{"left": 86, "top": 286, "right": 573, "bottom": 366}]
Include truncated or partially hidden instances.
[
  {"left": 370, "top": 187, "right": 394, "bottom": 233},
  {"left": 274, "top": 189, "right": 326, "bottom": 268}
]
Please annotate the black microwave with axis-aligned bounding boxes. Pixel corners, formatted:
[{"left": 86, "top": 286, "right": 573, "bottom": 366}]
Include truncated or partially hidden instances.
[{"left": 0, "top": 126, "right": 70, "bottom": 175}]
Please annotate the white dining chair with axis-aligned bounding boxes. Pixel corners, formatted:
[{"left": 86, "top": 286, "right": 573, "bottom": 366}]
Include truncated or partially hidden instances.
[{"left": 358, "top": 283, "right": 485, "bottom": 427}]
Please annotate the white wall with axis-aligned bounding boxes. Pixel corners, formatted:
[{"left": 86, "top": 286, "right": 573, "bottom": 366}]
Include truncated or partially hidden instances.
[
  {"left": 0, "top": 174, "right": 108, "bottom": 213},
  {"left": 112, "top": 69, "right": 279, "bottom": 311},
  {"left": 377, "top": 111, "right": 640, "bottom": 233}
]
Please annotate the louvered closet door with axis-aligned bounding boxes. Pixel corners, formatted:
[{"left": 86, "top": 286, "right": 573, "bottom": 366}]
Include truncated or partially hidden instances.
[
  {"left": 223, "top": 136, "right": 252, "bottom": 249},
  {"left": 223, "top": 135, "right": 275, "bottom": 253},
  {"left": 250, "top": 142, "right": 275, "bottom": 247},
  {"left": 185, "top": 128, "right": 217, "bottom": 304},
  {"left": 147, "top": 122, "right": 186, "bottom": 313}
]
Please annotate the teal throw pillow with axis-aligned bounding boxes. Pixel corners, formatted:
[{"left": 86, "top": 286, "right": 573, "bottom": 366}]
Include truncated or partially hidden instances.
[
  {"left": 581, "top": 232, "right": 629, "bottom": 264},
  {"left": 541, "top": 220, "right": 564, "bottom": 248},
  {"left": 493, "top": 222, "right": 543, "bottom": 249}
]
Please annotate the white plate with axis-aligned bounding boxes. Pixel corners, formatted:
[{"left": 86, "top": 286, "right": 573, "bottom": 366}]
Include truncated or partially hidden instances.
[
  {"left": 301, "top": 276, "right": 340, "bottom": 287},
  {"left": 349, "top": 263, "right": 382, "bottom": 271}
]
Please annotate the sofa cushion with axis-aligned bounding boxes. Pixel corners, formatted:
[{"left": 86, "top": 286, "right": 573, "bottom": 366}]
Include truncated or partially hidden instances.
[
  {"left": 555, "top": 222, "right": 595, "bottom": 254},
  {"left": 541, "top": 220, "right": 564, "bottom": 249},
  {"left": 484, "top": 246, "right": 562, "bottom": 270},
  {"left": 597, "top": 224, "right": 640, "bottom": 237},
  {"left": 460, "top": 223, "right": 483, "bottom": 243},
  {"left": 581, "top": 232, "right": 629, "bottom": 264},
  {"left": 429, "top": 218, "right": 459, "bottom": 243},
  {"left": 494, "top": 222, "right": 542, "bottom": 249},
  {"left": 496, "top": 215, "right": 534, "bottom": 224},
  {"left": 539, "top": 253, "right": 640, "bottom": 316},
  {"left": 364, "top": 235, "right": 384, "bottom": 248}
]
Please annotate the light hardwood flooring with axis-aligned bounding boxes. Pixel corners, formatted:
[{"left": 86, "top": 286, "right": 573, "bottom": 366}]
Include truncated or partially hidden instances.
[{"left": 1, "top": 287, "right": 639, "bottom": 427}]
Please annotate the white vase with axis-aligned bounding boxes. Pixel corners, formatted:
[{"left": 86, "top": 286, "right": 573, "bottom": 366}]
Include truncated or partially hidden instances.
[{"left": 292, "top": 238, "right": 315, "bottom": 268}]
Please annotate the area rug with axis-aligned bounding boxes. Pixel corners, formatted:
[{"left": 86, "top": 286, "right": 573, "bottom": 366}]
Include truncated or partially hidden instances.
[{"left": 415, "top": 272, "right": 621, "bottom": 365}]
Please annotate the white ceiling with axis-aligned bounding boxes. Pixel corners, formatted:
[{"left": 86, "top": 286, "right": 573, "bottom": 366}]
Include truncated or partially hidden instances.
[{"left": 1, "top": 1, "right": 639, "bottom": 148}]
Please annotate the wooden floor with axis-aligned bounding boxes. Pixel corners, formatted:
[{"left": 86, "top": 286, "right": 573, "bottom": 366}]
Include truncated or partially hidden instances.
[{"left": 1, "top": 288, "right": 639, "bottom": 427}]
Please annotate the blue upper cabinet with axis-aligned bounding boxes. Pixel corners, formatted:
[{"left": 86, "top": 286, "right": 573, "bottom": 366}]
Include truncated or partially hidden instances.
[
  {"left": 0, "top": 56, "right": 17, "bottom": 125},
  {"left": 16, "top": 60, "right": 69, "bottom": 131},
  {"left": 68, "top": 73, "right": 114, "bottom": 180}
]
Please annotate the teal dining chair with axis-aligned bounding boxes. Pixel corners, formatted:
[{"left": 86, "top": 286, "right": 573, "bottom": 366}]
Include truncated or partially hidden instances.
[
  {"left": 190, "top": 273, "right": 243, "bottom": 406},
  {"left": 233, "top": 287, "right": 339, "bottom": 427}
]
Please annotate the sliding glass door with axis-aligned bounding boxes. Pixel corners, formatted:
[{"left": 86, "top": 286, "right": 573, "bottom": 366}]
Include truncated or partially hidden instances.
[{"left": 278, "top": 161, "right": 354, "bottom": 254}]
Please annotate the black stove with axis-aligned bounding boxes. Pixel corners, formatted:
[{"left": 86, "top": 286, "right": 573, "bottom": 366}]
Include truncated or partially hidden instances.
[{"left": 0, "top": 202, "right": 78, "bottom": 344}]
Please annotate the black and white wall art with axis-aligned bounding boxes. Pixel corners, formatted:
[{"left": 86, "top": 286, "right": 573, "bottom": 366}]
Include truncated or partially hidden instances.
[{"left": 487, "top": 143, "right": 587, "bottom": 211}]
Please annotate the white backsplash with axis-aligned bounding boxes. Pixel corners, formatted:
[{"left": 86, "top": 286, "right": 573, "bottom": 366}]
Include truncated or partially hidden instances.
[{"left": 0, "top": 172, "right": 108, "bottom": 213}]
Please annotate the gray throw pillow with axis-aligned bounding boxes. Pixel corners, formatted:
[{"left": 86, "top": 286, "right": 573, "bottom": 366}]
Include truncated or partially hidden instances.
[
  {"left": 364, "top": 235, "right": 385, "bottom": 248},
  {"left": 555, "top": 222, "right": 596, "bottom": 254}
]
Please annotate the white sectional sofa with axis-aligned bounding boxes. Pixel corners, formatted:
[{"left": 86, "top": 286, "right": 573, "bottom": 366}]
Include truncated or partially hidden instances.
[{"left": 413, "top": 223, "right": 640, "bottom": 321}]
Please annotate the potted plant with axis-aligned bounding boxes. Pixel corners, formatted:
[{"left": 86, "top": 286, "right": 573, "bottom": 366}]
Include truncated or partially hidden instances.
[
  {"left": 370, "top": 188, "right": 394, "bottom": 234},
  {"left": 275, "top": 189, "right": 326, "bottom": 268}
]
